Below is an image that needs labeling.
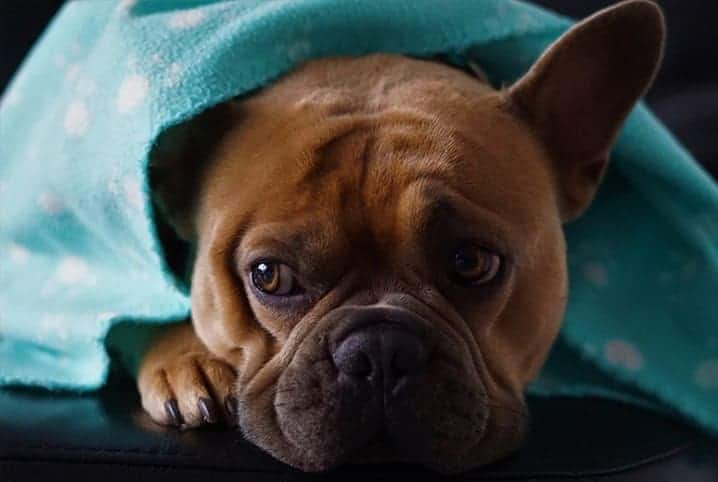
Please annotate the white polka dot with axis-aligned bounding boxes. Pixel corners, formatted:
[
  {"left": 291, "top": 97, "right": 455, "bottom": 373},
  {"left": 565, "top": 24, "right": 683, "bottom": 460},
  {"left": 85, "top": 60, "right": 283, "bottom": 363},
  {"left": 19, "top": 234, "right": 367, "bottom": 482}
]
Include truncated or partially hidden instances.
[
  {"left": 694, "top": 360, "right": 718, "bottom": 389},
  {"left": 164, "top": 62, "right": 183, "bottom": 87},
  {"left": 64, "top": 100, "right": 90, "bottom": 136},
  {"left": 167, "top": 9, "right": 206, "bottom": 29},
  {"left": 116, "top": 74, "right": 149, "bottom": 113},
  {"left": 55, "top": 256, "right": 92, "bottom": 285},
  {"left": 116, "top": 0, "right": 136, "bottom": 13},
  {"left": 77, "top": 76, "right": 97, "bottom": 96},
  {"left": 37, "top": 192, "right": 65, "bottom": 214},
  {"left": 54, "top": 53, "right": 66, "bottom": 68},
  {"left": 8, "top": 243, "right": 29, "bottom": 263},
  {"left": 604, "top": 339, "right": 644, "bottom": 371},
  {"left": 123, "top": 178, "right": 143, "bottom": 210},
  {"left": 583, "top": 262, "right": 608, "bottom": 287},
  {"left": 64, "top": 63, "right": 82, "bottom": 84}
]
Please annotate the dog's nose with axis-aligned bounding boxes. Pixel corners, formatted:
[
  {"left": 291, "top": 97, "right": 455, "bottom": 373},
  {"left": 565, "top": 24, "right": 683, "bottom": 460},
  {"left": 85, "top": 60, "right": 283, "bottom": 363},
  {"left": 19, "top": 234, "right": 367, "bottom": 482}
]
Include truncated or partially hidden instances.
[{"left": 332, "top": 325, "right": 429, "bottom": 383}]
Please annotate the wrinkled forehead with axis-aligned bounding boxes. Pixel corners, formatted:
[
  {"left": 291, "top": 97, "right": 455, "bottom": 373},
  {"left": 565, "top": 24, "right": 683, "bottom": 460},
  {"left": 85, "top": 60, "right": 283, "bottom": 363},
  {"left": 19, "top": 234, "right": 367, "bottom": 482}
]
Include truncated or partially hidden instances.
[
  {"left": 202, "top": 68, "right": 558, "bottom": 254},
  {"left": 219, "top": 106, "right": 555, "bottom": 254}
]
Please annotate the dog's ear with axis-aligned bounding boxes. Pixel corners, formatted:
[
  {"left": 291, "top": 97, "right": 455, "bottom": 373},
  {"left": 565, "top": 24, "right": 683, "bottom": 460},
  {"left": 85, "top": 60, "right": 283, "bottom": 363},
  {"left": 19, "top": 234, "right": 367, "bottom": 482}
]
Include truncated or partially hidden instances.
[
  {"left": 150, "top": 102, "right": 240, "bottom": 240},
  {"left": 508, "top": 0, "right": 665, "bottom": 221}
]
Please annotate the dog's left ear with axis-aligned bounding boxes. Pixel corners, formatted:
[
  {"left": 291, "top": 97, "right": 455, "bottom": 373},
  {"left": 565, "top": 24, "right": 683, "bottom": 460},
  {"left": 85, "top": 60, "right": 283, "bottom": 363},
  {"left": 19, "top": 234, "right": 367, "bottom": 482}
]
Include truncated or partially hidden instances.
[{"left": 508, "top": 0, "right": 665, "bottom": 221}]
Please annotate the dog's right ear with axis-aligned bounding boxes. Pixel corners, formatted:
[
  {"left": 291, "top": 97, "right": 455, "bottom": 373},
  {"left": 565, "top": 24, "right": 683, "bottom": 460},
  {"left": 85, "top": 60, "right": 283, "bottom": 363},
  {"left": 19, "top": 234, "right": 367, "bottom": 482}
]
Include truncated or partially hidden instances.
[
  {"left": 507, "top": 0, "right": 665, "bottom": 221},
  {"left": 150, "top": 102, "right": 241, "bottom": 241}
]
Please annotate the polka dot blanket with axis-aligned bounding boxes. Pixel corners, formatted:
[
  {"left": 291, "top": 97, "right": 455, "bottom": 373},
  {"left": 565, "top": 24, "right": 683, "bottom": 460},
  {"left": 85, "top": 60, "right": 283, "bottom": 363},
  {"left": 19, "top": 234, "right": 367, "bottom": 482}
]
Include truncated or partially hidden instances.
[{"left": 0, "top": 0, "right": 716, "bottom": 436}]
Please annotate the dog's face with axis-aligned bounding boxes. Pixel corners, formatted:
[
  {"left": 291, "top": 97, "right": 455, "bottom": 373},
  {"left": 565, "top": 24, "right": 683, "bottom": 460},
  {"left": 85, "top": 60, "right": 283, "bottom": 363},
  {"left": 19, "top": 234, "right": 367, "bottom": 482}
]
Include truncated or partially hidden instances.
[
  {"left": 153, "top": 0, "right": 664, "bottom": 473},
  {"left": 189, "top": 63, "right": 566, "bottom": 471}
]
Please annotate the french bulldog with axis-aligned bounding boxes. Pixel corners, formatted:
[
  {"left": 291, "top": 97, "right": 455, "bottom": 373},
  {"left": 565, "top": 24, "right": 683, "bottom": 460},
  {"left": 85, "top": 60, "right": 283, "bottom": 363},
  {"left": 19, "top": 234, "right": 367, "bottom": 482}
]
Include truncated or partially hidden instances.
[{"left": 138, "top": 0, "right": 665, "bottom": 473}]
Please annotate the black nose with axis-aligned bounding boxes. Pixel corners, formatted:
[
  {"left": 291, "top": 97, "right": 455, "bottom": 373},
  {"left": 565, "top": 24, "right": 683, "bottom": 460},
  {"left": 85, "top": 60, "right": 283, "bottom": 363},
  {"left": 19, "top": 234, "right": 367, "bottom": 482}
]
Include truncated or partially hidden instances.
[{"left": 332, "top": 325, "right": 429, "bottom": 384}]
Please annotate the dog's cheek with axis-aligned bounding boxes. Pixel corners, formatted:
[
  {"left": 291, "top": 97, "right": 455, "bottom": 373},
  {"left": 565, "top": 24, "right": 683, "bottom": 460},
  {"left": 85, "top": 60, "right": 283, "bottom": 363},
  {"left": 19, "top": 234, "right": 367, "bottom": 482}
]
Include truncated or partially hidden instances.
[
  {"left": 480, "top": 223, "right": 567, "bottom": 394},
  {"left": 419, "top": 366, "right": 488, "bottom": 452},
  {"left": 513, "top": 227, "right": 568, "bottom": 385},
  {"left": 190, "top": 243, "right": 274, "bottom": 376},
  {"left": 428, "top": 372, "right": 526, "bottom": 472},
  {"left": 456, "top": 403, "right": 528, "bottom": 473}
]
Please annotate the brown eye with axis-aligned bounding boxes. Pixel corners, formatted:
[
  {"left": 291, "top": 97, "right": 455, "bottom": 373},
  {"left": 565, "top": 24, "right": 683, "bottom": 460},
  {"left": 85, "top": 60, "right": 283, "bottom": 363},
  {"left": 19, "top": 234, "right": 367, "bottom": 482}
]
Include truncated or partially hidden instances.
[
  {"left": 251, "top": 261, "right": 297, "bottom": 295},
  {"left": 449, "top": 244, "right": 502, "bottom": 285}
]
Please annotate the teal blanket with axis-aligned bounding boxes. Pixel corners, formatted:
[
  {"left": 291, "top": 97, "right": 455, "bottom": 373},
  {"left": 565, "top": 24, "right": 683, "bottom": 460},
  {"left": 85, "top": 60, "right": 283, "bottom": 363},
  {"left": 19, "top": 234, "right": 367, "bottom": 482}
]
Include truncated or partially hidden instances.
[{"left": 1, "top": 0, "right": 716, "bottom": 436}]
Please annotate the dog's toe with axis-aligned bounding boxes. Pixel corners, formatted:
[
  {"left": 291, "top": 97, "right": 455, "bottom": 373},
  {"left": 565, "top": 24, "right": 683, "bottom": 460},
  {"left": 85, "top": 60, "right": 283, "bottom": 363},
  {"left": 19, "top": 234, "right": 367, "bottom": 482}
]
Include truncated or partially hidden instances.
[
  {"left": 198, "top": 396, "right": 219, "bottom": 423},
  {"left": 164, "top": 398, "right": 184, "bottom": 426},
  {"left": 139, "top": 353, "right": 238, "bottom": 429}
]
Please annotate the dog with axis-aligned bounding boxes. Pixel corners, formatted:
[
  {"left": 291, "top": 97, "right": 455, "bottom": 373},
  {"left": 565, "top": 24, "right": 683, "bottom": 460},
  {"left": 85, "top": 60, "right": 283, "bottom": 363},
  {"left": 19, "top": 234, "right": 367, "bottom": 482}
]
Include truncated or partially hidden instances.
[{"left": 137, "top": 0, "right": 665, "bottom": 473}]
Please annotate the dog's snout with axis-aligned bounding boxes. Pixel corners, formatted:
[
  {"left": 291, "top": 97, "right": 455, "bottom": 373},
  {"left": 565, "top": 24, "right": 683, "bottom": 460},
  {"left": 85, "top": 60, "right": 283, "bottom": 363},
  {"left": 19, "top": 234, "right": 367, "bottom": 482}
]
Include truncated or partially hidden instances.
[{"left": 332, "top": 325, "right": 429, "bottom": 383}]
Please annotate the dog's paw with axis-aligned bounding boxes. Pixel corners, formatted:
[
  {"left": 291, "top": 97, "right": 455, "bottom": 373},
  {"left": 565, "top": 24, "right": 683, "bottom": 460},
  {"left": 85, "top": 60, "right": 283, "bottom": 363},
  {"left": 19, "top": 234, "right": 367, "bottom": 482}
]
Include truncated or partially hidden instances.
[{"left": 139, "top": 352, "right": 238, "bottom": 428}]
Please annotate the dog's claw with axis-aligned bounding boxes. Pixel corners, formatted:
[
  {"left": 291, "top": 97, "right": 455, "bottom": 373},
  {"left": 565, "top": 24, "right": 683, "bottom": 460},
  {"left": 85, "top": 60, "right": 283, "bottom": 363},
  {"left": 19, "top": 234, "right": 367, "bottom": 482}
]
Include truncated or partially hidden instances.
[
  {"left": 198, "top": 397, "right": 218, "bottom": 424},
  {"left": 225, "top": 395, "right": 238, "bottom": 424},
  {"left": 165, "top": 399, "right": 183, "bottom": 427}
]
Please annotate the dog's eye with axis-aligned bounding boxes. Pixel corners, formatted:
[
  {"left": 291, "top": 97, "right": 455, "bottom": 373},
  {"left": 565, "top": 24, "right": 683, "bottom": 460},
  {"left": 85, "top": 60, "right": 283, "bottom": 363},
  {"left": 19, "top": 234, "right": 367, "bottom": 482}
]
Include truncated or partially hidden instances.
[
  {"left": 250, "top": 261, "right": 298, "bottom": 295},
  {"left": 448, "top": 244, "right": 502, "bottom": 285}
]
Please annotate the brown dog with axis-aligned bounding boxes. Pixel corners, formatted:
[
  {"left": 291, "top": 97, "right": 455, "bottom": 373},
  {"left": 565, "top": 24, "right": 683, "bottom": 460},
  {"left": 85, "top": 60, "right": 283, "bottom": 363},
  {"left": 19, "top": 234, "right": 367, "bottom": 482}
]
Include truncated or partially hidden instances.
[{"left": 138, "top": 0, "right": 665, "bottom": 473}]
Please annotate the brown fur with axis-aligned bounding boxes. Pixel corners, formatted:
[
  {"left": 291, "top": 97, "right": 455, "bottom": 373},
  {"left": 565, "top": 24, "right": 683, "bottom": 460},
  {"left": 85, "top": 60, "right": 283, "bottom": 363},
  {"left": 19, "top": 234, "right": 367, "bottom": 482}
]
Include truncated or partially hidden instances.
[{"left": 138, "top": 0, "right": 664, "bottom": 473}]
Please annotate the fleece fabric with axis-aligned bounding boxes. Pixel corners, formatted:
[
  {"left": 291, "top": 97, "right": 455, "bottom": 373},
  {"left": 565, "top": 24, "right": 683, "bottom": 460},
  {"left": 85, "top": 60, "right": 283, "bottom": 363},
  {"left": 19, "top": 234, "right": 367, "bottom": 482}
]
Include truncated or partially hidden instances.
[{"left": 0, "top": 0, "right": 716, "bottom": 435}]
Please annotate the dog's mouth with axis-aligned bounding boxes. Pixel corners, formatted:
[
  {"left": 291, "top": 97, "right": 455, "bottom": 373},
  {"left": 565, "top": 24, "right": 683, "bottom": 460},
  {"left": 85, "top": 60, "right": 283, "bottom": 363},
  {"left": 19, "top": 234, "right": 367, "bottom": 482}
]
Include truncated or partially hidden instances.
[
  {"left": 236, "top": 304, "right": 524, "bottom": 473},
  {"left": 263, "top": 320, "right": 489, "bottom": 471},
  {"left": 270, "top": 354, "right": 490, "bottom": 471},
  {"left": 352, "top": 373, "right": 490, "bottom": 466}
]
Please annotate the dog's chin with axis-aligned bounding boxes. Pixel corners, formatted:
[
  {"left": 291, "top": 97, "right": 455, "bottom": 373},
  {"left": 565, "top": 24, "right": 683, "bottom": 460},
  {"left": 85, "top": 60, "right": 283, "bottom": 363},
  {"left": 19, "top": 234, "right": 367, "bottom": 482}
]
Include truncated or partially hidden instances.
[
  {"left": 237, "top": 337, "right": 526, "bottom": 474},
  {"left": 275, "top": 362, "right": 487, "bottom": 468},
  {"left": 351, "top": 414, "right": 528, "bottom": 474}
]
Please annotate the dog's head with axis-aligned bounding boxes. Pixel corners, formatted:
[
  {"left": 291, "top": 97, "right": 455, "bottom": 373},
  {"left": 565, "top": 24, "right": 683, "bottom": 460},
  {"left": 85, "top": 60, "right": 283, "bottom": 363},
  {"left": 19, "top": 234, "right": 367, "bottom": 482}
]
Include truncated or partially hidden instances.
[{"left": 152, "top": 0, "right": 664, "bottom": 473}]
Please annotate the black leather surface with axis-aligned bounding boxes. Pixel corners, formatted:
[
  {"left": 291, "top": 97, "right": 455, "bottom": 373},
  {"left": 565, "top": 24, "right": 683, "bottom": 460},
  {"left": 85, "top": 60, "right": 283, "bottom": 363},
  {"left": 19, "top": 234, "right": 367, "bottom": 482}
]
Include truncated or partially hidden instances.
[{"left": 1, "top": 371, "right": 717, "bottom": 482}]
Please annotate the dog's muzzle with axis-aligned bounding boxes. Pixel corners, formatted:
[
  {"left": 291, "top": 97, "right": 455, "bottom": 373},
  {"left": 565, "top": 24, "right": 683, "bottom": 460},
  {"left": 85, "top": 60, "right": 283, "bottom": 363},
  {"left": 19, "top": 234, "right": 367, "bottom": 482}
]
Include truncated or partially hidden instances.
[{"left": 268, "top": 304, "right": 489, "bottom": 469}]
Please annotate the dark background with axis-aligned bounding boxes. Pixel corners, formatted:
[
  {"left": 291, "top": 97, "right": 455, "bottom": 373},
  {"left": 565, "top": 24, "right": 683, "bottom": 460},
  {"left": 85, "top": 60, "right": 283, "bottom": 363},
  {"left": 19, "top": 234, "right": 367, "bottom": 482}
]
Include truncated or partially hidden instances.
[{"left": 1, "top": 0, "right": 716, "bottom": 176}]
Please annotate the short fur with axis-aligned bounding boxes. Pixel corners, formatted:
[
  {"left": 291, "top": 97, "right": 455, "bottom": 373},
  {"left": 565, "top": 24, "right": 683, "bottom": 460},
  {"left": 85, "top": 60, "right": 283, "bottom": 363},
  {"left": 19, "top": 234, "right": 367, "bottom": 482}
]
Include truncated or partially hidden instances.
[{"left": 139, "top": 0, "right": 665, "bottom": 473}]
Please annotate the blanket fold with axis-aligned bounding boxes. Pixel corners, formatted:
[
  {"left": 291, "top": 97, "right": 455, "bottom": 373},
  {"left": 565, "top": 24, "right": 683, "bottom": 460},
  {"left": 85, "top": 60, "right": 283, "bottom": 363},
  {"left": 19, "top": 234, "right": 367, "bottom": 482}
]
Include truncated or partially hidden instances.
[{"left": 1, "top": 0, "right": 716, "bottom": 435}]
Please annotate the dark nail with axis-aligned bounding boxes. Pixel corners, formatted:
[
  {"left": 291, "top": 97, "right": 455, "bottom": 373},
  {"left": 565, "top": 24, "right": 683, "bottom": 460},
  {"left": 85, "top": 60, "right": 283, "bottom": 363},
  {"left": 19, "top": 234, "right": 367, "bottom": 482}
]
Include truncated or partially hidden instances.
[
  {"left": 198, "top": 397, "right": 218, "bottom": 424},
  {"left": 225, "top": 395, "right": 238, "bottom": 423},
  {"left": 164, "top": 399, "right": 183, "bottom": 427}
]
